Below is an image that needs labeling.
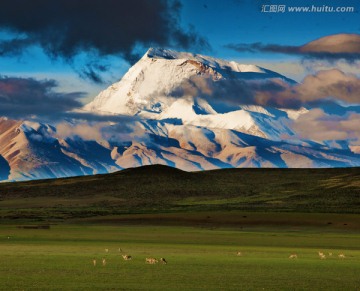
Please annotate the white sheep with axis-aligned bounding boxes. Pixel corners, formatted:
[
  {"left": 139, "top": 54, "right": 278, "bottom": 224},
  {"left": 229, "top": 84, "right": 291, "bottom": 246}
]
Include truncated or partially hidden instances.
[{"left": 338, "top": 253, "right": 345, "bottom": 259}]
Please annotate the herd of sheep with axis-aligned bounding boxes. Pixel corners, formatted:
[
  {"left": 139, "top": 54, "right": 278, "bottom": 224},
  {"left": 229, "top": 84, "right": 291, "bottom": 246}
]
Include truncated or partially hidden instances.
[
  {"left": 288, "top": 251, "right": 346, "bottom": 260},
  {"left": 92, "top": 248, "right": 347, "bottom": 266},
  {"left": 92, "top": 248, "right": 168, "bottom": 267}
]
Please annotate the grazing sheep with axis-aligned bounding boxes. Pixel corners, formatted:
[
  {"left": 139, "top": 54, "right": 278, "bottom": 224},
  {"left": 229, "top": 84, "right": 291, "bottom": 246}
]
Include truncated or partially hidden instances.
[
  {"left": 102, "top": 258, "right": 106, "bottom": 266},
  {"left": 146, "top": 258, "right": 158, "bottom": 264},
  {"left": 318, "top": 252, "right": 327, "bottom": 259},
  {"left": 160, "top": 258, "right": 167, "bottom": 264},
  {"left": 105, "top": 249, "right": 109, "bottom": 253},
  {"left": 289, "top": 254, "right": 298, "bottom": 259},
  {"left": 237, "top": 252, "right": 242, "bottom": 256},
  {"left": 122, "top": 255, "right": 132, "bottom": 260},
  {"left": 93, "top": 259, "right": 97, "bottom": 266},
  {"left": 338, "top": 253, "right": 345, "bottom": 259}
]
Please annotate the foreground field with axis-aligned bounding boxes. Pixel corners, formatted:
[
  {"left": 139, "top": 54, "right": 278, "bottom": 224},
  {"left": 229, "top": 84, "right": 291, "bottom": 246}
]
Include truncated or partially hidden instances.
[
  {"left": 1, "top": 166, "right": 359, "bottom": 290},
  {"left": 1, "top": 223, "right": 359, "bottom": 290}
]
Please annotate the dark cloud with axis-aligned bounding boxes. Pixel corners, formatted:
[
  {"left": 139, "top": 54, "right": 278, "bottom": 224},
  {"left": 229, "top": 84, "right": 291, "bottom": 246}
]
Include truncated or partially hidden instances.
[
  {"left": 0, "top": 75, "right": 144, "bottom": 124},
  {"left": 169, "top": 69, "right": 360, "bottom": 109},
  {"left": 170, "top": 75, "right": 302, "bottom": 109},
  {"left": 226, "top": 34, "right": 360, "bottom": 62},
  {"left": 0, "top": 0, "right": 209, "bottom": 82},
  {"left": 0, "top": 76, "right": 84, "bottom": 118},
  {"left": 77, "top": 63, "right": 109, "bottom": 84},
  {"left": 0, "top": 37, "right": 34, "bottom": 57},
  {"left": 226, "top": 42, "right": 300, "bottom": 54}
]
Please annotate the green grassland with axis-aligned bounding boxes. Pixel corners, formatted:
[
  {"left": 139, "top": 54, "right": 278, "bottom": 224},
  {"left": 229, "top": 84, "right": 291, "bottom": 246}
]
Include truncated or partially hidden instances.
[
  {"left": 0, "top": 166, "right": 359, "bottom": 290},
  {"left": 0, "top": 224, "right": 359, "bottom": 290}
]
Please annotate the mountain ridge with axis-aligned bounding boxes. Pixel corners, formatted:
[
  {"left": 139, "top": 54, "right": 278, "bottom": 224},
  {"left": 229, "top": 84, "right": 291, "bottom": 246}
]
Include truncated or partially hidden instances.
[{"left": 0, "top": 48, "right": 359, "bottom": 181}]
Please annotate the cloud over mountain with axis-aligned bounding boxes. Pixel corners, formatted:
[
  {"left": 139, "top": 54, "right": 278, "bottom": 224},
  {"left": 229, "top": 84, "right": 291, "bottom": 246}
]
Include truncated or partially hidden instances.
[
  {"left": 226, "top": 34, "right": 360, "bottom": 62},
  {"left": 292, "top": 109, "right": 360, "bottom": 145},
  {"left": 169, "top": 69, "right": 360, "bottom": 109}
]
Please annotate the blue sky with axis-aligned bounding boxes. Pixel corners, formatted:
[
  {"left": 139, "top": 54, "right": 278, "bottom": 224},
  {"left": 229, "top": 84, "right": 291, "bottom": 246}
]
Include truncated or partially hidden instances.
[
  {"left": 182, "top": 0, "right": 360, "bottom": 51},
  {"left": 1, "top": 0, "right": 359, "bottom": 101}
]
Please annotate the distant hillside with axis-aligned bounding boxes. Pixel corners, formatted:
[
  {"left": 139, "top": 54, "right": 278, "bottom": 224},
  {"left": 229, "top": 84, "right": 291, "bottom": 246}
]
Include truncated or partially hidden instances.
[{"left": 0, "top": 165, "right": 359, "bottom": 222}]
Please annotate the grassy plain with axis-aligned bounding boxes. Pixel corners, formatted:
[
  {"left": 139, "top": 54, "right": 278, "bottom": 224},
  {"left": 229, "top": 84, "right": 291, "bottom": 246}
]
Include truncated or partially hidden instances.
[
  {"left": 0, "top": 166, "right": 359, "bottom": 290},
  {"left": 1, "top": 224, "right": 359, "bottom": 290}
]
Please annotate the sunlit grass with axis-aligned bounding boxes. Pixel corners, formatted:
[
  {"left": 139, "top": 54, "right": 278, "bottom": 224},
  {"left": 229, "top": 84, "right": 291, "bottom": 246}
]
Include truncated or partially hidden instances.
[{"left": 0, "top": 225, "right": 359, "bottom": 290}]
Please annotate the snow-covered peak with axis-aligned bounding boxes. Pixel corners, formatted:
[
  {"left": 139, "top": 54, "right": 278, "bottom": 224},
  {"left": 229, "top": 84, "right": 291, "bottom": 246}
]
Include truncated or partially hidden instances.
[
  {"left": 145, "top": 47, "right": 266, "bottom": 74},
  {"left": 84, "top": 48, "right": 301, "bottom": 139},
  {"left": 146, "top": 47, "right": 191, "bottom": 60}
]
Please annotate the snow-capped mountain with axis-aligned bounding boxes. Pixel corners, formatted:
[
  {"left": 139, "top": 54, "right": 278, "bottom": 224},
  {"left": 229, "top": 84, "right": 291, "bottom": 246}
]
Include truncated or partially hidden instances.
[
  {"left": 1, "top": 48, "right": 359, "bottom": 182},
  {"left": 85, "top": 48, "right": 297, "bottom": 140}
]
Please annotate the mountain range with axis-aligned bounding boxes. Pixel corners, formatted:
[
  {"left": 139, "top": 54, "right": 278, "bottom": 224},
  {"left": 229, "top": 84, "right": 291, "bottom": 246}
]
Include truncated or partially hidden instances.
[{"left": 1, "top": 48, "right": 359, "bottom": 182}]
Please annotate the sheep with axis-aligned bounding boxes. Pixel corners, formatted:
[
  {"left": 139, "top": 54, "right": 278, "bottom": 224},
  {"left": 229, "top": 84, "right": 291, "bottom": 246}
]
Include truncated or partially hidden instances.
[
  {"left": 105, "top": 248, "right": 109, "bottom": 253},
  {"left": 236, "top": 252, "right": 242, "bottom": 256},
  {"left": 289, "top": 254, "right": 298, "bottom": 259},
  {"left": 160, "top": 258, "right": 167, "bottom": 264},
  {"left": 328, "top": 252, "right": 333, "bottom": 256},
  {"left": 338, "top": 253, "right": 345, "bottom": 259},
  {"left": 122, "top": 255, "right": 132, "bottom": 260},
  {"left": 318, "top": 252, "right": 327, "bottom": 259},
  {"left": 93, "top": 259, "right": 97, "bottom": 266},
  {"left": 146, "top": 258, "right": 158, "bottom": 264},
  {"left": 102, "top": 258, "right": 106, "bottom": 266}
]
